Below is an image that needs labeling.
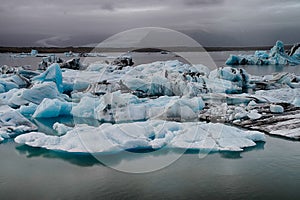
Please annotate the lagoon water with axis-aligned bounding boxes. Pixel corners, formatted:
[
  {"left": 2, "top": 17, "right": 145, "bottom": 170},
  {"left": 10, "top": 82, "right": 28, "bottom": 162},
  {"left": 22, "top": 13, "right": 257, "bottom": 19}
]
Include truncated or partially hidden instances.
[
  {"left": 1, "top": 136, "right": 300, "bottom": 199},
  {"left": 0, "top": 52, "right": 300, "bottom": 199}
]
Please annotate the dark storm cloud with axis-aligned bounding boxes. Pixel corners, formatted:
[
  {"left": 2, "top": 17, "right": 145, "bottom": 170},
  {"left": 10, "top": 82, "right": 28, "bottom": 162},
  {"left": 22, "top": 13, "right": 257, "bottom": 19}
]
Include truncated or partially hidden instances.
[{"left": 0, "top": 0, "right": 299, "bottom": 46}]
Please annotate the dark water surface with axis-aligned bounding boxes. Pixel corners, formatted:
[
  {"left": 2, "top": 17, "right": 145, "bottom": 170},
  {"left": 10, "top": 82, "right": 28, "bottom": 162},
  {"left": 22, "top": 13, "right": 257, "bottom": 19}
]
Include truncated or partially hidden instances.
[
  {"left": 1, "top": 51, "right": 299, "bottom": 75},
  {"left": 0, "top": 135, "right": 299, "bottom": 200}
]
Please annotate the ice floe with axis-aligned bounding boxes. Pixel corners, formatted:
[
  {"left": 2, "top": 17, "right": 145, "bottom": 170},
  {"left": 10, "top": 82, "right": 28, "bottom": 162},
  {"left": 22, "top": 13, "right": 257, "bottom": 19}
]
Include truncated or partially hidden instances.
[{"left": 15, "top": 120, "right": 265, "bottom": 153}]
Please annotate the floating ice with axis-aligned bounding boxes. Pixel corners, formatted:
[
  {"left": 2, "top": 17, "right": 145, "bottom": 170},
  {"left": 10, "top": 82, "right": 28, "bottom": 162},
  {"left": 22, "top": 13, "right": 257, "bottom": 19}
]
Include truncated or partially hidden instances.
[
  {"left": 19, "top": 103, "right": 38, "bottom": 116},
  {"left": 30, "top": 49, "right": 38, "bottom": 56},
  {"left": 32, "top": 63, "right": 63, "bottom": 93},
  {"left": 71, "top": 91, "right": 204, "bottom": 122},
  {"left": 247, "top": 110, "right": 262, "bottom": 120},
  {"left": 0, "top": 79, "right": 19, "bottom": 93},
  {"left": 292, "top": 97, "right": 300, "bottom": 107},
  {"left": 0, "top": 105, "right": 37, "bottom": 140},
  {"left": 15, "top": 120, "right": 265, "bottom": 153},
  {"left": 226, "top": 41, "right": 300, "bottom": 66},
  {"left": 210, "top": 67, "right": 250, "bottom": 89},
  {"left": 53, "top": 122, "right": 73, "bottom": 136},
  {"left": 32, "top": 98, "right": 72, "bottom": 118},
  {"left": 255, "top": 88, "right": 300, "bottom": 103},
  {"left": 270, "top": 104, "right": 284, "bottom": 113}
]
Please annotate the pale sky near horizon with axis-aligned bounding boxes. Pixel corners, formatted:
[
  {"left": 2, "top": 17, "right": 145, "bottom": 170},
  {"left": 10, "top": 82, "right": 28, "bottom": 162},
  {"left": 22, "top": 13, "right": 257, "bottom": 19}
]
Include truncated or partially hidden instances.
[{"left": 0, "top": 0, "right": 299, "bottom": 47}]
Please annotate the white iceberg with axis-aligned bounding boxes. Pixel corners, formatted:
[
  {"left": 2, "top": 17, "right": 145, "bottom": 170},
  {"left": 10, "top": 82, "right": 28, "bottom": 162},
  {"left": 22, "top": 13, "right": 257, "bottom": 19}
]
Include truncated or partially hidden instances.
[{"left": 15, "top": 120, "right": 265, "bottom": 153}]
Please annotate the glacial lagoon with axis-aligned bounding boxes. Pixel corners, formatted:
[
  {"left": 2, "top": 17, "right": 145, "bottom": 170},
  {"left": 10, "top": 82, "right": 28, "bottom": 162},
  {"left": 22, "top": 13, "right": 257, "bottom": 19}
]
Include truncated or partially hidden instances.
[{"left": 0, "top": 51, "right": 299, "bottom": 199}]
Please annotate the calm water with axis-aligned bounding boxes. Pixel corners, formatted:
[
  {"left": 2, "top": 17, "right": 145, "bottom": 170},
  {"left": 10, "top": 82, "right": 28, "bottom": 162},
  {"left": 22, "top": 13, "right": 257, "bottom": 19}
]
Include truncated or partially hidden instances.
[
  {"left": 1, "top": 51, "right": 299, "bottom": 75},
  {"left": 0, "top": 52, "right": 300, "bottom": 199},
  {"left": 0, "top": 136, "right": 300, "bottom": 199}
]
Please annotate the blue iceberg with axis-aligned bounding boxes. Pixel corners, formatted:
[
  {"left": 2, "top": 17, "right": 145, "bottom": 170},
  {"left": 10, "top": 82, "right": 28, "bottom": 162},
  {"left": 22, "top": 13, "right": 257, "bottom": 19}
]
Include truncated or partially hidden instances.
[{"left": 226, "top": 41, "right": 300, "bottom": 66}]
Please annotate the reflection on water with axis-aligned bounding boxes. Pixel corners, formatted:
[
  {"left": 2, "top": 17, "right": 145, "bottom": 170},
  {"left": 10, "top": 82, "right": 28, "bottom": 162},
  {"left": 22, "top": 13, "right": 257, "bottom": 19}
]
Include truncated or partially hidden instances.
[
  {"left": 14, "top": 139, "right": 265, "bottom": 168},
  {"left": 16, "top": 144, "right": 100, "bottom": 167},
  {"left": 0, "top": 136, "right": 298, "bottom": 199}
]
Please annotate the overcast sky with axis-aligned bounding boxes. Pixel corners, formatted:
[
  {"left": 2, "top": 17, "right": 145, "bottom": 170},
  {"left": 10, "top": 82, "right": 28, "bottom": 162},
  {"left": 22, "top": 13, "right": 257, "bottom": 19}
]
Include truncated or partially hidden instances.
[{"left": 0, "top": 0, "right": 299, "bottom": 47}]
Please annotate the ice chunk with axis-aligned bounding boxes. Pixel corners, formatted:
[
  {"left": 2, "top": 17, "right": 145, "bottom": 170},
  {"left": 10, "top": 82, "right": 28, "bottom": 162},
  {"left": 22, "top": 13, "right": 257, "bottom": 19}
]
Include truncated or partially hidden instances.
[
  {"left": 19, "top": 103, "right": 38, "bottom": 116},
  {"left": 15, "top": 121, "right": 265, "bottom": 153},
  {"left": 255, "top": 88, "right": 300, "bottom": 103},
  {"left": 53, "top": 122, "right": 73, "bottom": 136},
  {"left": 292, "top": 97, "right": 300, "bottom": 107},
  {"left": 33, "top": 98, "right": 72, "bottom": 118},
  {"left": 30, "top": 49, "right": 38, "bottom": 56},
  {"left": 32, "top": 63, "right": 63, "bottom": 93},
  {"left": 71, "top": 91, "right": 205, "bottom": 122},
  {"left": 0, "top": 105, "right": 37, "bottom": 140},
  {"left": 247, "top": 110, "right": 262, "bottom": 120},
  {"left": 0, "top": 79, "right": 19, "bottom": 93},
  {"left": 270, "top": 105, "right": 284, "bottom": 113}
]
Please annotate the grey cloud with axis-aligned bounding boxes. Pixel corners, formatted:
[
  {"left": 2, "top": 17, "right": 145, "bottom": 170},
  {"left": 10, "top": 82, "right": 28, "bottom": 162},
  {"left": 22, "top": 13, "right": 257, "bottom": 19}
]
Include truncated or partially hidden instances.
[
  {"left": 0, "top": 0, "right": 299, "bottom": 47},
  {"left": 183, "top": 0, "right": 224, "bottom": 6}
]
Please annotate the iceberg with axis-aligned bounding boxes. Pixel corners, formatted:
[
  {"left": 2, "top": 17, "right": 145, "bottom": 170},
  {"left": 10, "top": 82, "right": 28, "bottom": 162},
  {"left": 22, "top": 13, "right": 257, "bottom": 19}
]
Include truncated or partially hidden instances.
[
  {"left": 226, "top": 41, "right": 300, "bottom": 66},
  {"left": 15, "top": 120, "right": 265, "bottom": 153}
]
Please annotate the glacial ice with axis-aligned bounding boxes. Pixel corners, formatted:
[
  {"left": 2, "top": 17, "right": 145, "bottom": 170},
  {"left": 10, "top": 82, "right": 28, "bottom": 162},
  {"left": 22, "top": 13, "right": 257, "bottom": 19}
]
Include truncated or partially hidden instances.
[
  {"left": 53, "top": 122, "right": 73, "bottom": 136},
  {"left": 32, "top": 63, "right": 63, "bottom": 93},
  {"left": 292, "top": 97, "right": 300, "bottom": 107},
  {"left": 255, "top": 88, "right": 300, "bottom": 103},
  {"left": 63, "top": 60, "right": 248, "bottom": 96},
  {"left": 270, "top": 105, "right": 284, "bottom": 114},
  {"left": 32, "top": 98, "right": 72, "bottom": 118},
  {"left": 15, "top": 120, "right": 265, "bottom": 153},
  {"left": 226, "top": 41, "right": 300, "bottom": 66},
  {"left": 0, "top": 105, "right": 37, "bottom": 140},
  {"left": 71, "top": 91, "right": 205, "bottom": 122},
  {"left": 0, "top": 79, "right": 19, "bottom": 93}
]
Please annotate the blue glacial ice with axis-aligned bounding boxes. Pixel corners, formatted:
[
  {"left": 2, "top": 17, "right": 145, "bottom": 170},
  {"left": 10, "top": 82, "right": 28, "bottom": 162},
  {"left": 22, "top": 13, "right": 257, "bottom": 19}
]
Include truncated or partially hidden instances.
[
  {"left": 0, "top": 79, "right": 19, "bottom": 93},
  {"left": 15, "top": 121, "right": 265, "bottom": 153},
  {"left": 32, "top": 98, "right": 72, "bottom": 118},
  {"left": 226, "top": 41, "right": 300, "bottom": 66},
  {"left": 32, "top": 63, "right": 63, "bottom": 93}
]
